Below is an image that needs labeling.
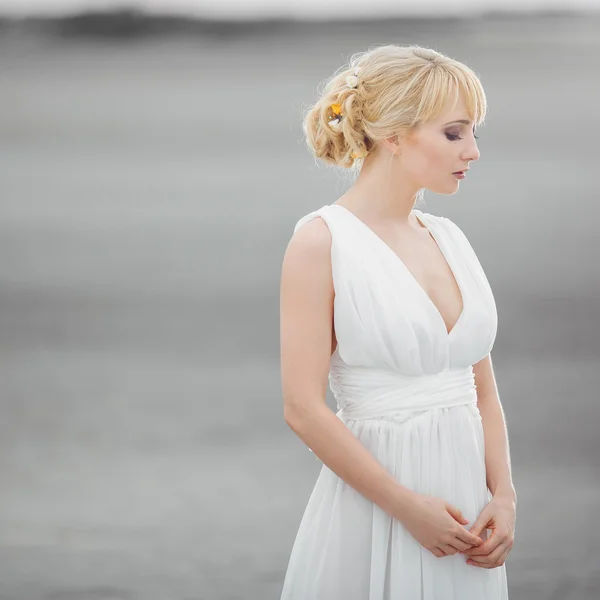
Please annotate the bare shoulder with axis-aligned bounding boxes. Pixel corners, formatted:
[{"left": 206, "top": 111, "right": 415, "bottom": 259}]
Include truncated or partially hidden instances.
[
  {"left": 283, "top": 215, "right": 332, "bottom": 271},
  {"left": 280, "top": 216, "right": 334, "bottom": 419},
  {"left": 280, "top": 214, "right": 334, "bottom": 320}
]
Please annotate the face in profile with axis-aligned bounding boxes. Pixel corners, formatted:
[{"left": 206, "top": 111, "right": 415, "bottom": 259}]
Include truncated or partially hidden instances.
[{"left": 397, "top": 92, "right": 481, "bottom": 195}]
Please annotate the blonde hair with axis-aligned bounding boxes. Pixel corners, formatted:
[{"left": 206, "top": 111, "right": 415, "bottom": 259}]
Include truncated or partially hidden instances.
[{"left": 302, "top": 44, "right": 487, "bottom": 169}]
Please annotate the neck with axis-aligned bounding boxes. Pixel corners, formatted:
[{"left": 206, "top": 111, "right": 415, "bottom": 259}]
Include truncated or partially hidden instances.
[{"left": 341, "top": 153, "right": 423, "bottom": 226}]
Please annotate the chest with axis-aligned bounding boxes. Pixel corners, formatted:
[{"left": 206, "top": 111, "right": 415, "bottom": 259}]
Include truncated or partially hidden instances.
[{"left": 360, "top": 221, "right": 465, "bottom": 337}]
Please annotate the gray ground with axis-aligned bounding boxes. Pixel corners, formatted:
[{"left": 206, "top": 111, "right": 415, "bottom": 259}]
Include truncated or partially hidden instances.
[{"left": 0, "top": 13, "right": 599, "bottom": 600}]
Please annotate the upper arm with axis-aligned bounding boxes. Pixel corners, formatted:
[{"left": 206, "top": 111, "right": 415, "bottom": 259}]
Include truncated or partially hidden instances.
[
  {"left": 280, "top": 217, "right": 334, "bottom": 422},
  {"left": 473, "top": 352, "right": 500, "bottom": 405}
]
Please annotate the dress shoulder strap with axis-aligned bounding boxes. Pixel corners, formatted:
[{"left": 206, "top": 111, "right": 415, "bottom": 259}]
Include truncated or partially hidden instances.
[
  {"left": 293, "top": 204, "right": 337, "bottom": 235},
  {"left": 437, "top": 214, "right": 498, "bottom": 318}
]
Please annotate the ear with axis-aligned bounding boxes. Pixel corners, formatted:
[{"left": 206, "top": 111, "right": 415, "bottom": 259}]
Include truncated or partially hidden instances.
[{"left": 382, "top": 134, "right": 401, "bottom": 156}]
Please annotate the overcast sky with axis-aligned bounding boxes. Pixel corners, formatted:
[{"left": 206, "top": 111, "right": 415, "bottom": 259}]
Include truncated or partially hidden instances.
[{"left": 0, "top": 0, "right": 599, "bottom": 19}]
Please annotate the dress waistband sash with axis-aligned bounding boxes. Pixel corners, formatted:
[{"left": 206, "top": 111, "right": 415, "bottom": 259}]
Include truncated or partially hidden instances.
[{"left": 329, "top": 356, "right": 477, "bottom": 421}]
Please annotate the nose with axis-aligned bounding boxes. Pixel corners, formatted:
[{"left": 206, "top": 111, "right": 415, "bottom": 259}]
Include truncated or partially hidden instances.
[{"left": 462, "top": 136, "right": 480, "bottom": 163}]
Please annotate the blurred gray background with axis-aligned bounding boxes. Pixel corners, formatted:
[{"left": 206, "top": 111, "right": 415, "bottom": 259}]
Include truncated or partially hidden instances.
[{"left": 0, "top": 1, "right": 599, "bottom": 599}]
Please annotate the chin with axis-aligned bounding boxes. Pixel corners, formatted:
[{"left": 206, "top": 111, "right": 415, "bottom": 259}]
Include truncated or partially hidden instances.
[{"left": 433, "top": 186, "right": 459, "bottom": 196}]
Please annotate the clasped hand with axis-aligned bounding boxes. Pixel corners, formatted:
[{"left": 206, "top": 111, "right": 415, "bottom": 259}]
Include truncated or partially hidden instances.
[{"left": 461, "top": 495, "right": 516, "bottom": 569}]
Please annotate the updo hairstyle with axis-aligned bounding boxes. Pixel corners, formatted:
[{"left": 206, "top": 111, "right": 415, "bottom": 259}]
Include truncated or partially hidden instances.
[{"left": 302, "top": 44, "right": 486, "bottom": 169}]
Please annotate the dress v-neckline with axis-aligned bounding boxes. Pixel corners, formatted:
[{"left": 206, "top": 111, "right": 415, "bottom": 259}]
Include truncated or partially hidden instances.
[{"left": 329, "top": 203, "right": 466, "bottom": 338}]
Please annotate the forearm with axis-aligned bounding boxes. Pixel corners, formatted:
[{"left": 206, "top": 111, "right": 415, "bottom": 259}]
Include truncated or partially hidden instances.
[
  {"left": 285, "top": 403, "right": 417, "bottom": 521},
  {"left": 477, "top": 394, "right": 517, "bottom": 503}
]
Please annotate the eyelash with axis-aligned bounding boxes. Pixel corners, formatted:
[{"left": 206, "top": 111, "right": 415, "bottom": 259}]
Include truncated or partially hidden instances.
[{"left": 446, "top": 133, "right": 479, "bottom": 141}]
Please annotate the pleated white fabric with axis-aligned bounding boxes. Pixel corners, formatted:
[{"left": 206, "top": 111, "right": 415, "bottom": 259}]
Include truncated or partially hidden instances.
[{"left": 280, "top": 204, "right": 509, "bottom": 600}]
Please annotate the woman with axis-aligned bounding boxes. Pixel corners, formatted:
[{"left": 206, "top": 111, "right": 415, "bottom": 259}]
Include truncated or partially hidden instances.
[{"left": 279, "top": 44, "right": 517, "bottom": 599}]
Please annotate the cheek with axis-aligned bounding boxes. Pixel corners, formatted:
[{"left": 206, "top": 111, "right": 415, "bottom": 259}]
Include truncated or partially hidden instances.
[
  {"left": 426, "top": 143, "right": 450, "bottom": 168},
  {"left": 403, "top": 136, "right": 450, "bottom": 178},
  {"left": 410, "top": 136, "right": 446, "bottom": 167},
  {"left": 413, "top": 147, "right": 447, "bottom": 175}
]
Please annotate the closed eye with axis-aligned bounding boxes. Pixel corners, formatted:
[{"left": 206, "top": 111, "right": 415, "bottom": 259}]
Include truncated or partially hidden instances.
[{"left": 446, "top": 133, "right": 479, "bottom": 141}]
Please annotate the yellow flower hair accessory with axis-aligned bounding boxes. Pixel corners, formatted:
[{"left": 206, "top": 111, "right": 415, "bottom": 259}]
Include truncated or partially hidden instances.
[
  {"left": 351, "top": 149, "right": 368, "bottom": 159},
  {"left": 328, "top": 103, "right": 343, "bottom": 131}
]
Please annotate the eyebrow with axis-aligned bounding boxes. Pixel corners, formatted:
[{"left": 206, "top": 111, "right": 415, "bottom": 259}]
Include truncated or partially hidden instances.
[{"left": 444, "top": 120, "right": 472, "bottom": 126}]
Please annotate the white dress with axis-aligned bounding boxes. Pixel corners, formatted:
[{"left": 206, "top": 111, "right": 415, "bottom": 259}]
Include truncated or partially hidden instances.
[{"left": 280, "top": 204, "right": 509, "bottom": 600}]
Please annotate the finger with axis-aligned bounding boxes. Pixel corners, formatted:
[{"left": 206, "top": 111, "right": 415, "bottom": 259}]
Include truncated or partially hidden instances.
[
  {"left": 440, "top": 543, "right": 461, "bottom": 555},
  {"left": 467, "top": 542, "right": 507, "bottom": 568},
  {"left": 464, "top": 531, "right": 503, "bottom": 556},
  {"left": 466, "top": 554, "right": 496, "bottom": 569},
  {"left": 456, "top": 529, "right": 484, "bottom": 548},
  {"left": 488, "top": 545, "right": 508, "bottom": 567},
  {"left": 462, "top": 539, "right": 494, "bottom": 556},
  {"left": 451, "top": 537, "right": 478, "bottom": 552},
  {"left": 491, "top": 540, "right": 513, "bottom": 567},
  {"left": 432, "top": 547, "right": 445, "bottom": 558},
  {"left": 466, "top": 557, "right": 491, "bottom": 568},
  {"left": 497, "top": 545, "right": 511, "bottom": 566}
]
